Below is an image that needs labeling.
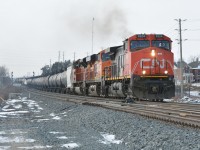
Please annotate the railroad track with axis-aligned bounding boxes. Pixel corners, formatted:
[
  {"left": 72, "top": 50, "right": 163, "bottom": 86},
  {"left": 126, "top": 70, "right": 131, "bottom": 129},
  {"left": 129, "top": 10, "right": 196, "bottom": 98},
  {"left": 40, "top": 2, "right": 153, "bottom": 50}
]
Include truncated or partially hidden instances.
[{"left": 25, "top": 88, "right": 200, "bottom": 128}]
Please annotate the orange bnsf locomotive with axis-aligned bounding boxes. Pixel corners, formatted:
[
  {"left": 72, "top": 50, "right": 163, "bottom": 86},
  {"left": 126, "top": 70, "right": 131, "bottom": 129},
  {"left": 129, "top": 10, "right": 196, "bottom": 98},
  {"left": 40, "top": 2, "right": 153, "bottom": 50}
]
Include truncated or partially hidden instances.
[{"left": 27, "top": 34, "right": 175, "bottom": 101}]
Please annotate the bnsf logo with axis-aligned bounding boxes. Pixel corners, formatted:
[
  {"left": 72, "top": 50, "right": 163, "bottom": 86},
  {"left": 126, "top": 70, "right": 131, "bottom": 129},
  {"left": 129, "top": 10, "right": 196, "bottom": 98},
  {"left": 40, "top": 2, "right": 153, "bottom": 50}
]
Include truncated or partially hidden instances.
[{"left": 140, "top": 58, "right": 165, "bottom": 69}]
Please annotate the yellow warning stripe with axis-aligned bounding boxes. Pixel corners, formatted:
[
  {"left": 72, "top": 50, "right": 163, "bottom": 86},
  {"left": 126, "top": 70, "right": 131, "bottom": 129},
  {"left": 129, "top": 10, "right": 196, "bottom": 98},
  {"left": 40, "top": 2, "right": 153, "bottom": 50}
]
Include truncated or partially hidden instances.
[
  {"left": 141, "top": 76, "right": 168, "bottom": 78},
  {"left": 105, "top": 75, "right": 131, "bottom": 80}
]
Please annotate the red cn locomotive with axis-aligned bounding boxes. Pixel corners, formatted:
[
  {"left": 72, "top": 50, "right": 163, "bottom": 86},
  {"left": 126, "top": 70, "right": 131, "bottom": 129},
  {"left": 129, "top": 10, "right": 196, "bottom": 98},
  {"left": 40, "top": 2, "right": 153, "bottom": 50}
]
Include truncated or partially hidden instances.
[{"left": 72, "top": 34, "right": 175, "bottom": 101}]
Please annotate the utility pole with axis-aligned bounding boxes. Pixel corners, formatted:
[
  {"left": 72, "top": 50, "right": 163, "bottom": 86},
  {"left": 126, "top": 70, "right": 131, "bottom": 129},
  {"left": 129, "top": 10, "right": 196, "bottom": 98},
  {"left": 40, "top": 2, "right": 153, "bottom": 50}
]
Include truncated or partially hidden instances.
[
  {"left": 74, "top": 52, "right": 76, "bottom": 62},
  {"left": 50, "top": 59, "right": 52, "bottom": 73},
  {"left": 11, "top": 72, "right": 13, "bottom": 85},
  {"left": 92, "top": 17, "right": 94, "bottom": 55},
  {"left": 175, "top": 18, "right": 187, "bottom": 98},
  {"left": 58, "top": 51, "right": 60, "bottom": 62},
  {"left": 63, "top": 51, "right": 64, "bottom": 62}
]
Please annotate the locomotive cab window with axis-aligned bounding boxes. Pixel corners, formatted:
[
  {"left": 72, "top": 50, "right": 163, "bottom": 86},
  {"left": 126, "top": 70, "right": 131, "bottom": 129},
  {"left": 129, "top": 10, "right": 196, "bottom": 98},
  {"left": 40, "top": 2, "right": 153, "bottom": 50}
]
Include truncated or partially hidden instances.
[
  {"left": 152, "top": 40, "right": 170, "bottom": 50},
  {"left": 130, "top": 40, "right": 150, "bottom": 51},
  {"left": 102, "top": 53, "right": 110, "bottom": 62}
]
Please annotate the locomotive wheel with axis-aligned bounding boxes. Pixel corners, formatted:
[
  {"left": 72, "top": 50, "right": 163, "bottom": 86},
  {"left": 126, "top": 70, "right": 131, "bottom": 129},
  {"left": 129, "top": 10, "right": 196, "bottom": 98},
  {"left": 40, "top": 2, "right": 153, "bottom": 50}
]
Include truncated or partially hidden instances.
[
  {"left": 83, "top": 87, "right": 88, "bottom": 96},
  {"left": 63, "top": 90, "right": 66, "bottom": 94}
]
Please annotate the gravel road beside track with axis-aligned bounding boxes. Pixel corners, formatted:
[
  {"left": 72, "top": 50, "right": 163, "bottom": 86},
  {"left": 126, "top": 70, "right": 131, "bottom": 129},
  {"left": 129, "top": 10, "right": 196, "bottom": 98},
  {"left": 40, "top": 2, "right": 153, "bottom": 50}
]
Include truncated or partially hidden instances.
[{"left": 0, "top": 91, "right": 200, "bottom": 150}]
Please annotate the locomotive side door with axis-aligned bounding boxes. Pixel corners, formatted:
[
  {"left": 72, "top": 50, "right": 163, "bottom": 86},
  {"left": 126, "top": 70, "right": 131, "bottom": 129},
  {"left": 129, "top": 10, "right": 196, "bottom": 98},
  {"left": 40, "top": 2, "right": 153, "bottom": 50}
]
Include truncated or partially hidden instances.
[
  {"left": 122, "top": 39, "right": 130, "bottom": 76},
  {"left": 117, "top": 54, "right": 124, "bottom": 77}
]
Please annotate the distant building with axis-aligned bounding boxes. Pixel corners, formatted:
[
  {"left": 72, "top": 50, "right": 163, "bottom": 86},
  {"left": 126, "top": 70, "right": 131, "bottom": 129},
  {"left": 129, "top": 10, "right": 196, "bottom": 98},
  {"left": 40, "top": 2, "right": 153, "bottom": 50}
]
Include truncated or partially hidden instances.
[
  {"left": 188, "top": 58, "right": 200, "bottom": 82},
  {"left": 0, "top": 76, "right": 12, "bottom": 87},
  {"left": 174, "top": 61, "right": 194, "bottom": 85},
  {"left": 0, "top": 77, "right": 3, "bottom": 88}
]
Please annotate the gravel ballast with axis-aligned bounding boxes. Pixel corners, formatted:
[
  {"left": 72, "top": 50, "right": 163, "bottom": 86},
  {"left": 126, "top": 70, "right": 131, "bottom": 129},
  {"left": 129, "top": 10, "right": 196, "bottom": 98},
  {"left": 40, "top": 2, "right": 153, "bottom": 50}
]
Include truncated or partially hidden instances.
[{"left": 0, "top": 91, "right": 200, "bottom": 150}]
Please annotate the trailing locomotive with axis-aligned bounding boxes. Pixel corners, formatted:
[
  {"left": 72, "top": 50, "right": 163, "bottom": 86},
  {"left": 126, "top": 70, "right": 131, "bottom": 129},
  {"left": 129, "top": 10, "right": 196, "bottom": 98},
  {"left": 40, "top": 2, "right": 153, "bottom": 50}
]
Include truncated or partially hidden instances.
[{"left": 27, "top": 34, "right": 175, "bottom": 101}]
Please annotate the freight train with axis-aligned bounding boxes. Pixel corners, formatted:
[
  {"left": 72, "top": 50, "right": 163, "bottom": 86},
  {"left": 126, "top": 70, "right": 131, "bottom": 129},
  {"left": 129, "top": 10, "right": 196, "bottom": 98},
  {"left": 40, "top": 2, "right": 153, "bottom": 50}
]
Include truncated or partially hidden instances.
[{"left": 26, "top": 34, "right": 175, "bottom": 101}]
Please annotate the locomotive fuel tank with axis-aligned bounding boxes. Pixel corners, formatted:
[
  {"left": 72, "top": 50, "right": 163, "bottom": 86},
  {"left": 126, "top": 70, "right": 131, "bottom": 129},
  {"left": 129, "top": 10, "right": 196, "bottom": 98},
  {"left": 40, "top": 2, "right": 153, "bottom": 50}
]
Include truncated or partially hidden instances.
[
  {"left": 109, "top": 82, "right": 125, "bottom": 97},
  {"left": 88, "top": 85, "right": 100, "bottom": 96},
  {"left": 74, "top": 87, "right": 83, "bottom": 95}
]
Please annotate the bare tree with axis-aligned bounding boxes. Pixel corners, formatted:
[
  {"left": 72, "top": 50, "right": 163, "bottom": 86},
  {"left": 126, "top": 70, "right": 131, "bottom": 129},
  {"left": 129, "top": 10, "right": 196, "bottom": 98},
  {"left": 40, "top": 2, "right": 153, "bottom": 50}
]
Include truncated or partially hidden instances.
[
  {"left": 188, "top": 55, "right": 198, "bottom": 63},
  {"left": 0, "top": 65, "right": 11, "bottom": 88},
  {"left": 0, "top": 65, "right": 9, "bottom": 77}
]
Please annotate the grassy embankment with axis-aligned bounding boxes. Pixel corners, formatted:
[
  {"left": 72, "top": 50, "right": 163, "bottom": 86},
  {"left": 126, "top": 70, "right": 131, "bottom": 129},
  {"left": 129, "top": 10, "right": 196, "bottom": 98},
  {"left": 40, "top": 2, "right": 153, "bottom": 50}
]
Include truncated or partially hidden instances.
[{"left": 0, "top": 85, "right": 22, "bottom": 100}]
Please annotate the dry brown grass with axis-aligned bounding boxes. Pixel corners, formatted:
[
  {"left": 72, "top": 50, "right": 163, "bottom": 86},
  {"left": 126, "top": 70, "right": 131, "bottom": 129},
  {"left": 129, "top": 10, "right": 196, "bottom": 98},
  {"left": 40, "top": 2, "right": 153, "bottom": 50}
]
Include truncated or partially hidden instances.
[{"left": 0, "top": 85, "right": 22, "bottom": 100}]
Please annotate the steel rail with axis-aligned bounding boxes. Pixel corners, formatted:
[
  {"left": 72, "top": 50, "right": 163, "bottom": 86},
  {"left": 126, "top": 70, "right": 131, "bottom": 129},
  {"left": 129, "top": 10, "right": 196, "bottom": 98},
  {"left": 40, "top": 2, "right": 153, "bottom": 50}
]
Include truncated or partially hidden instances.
[{"left": 25, "top": 88, "right": 200, "bottom": 128}]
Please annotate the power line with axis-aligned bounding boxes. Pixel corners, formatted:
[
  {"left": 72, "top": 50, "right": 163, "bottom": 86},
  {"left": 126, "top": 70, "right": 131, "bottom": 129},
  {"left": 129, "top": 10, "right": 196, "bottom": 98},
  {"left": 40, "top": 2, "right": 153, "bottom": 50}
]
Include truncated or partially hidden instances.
[
  {"left": 187, "top": 18, "right": 200, "bottom": 22},
  {"left": 187, "top": 29, "right": 200, "bottom": 31},
  {"left": 92, "top": 17, "right": 94, "bottom": 55},
  {"left": 164, "top": 23, "right": 177, "bottom": 34},
  {"left": 187, "top": 39, "right": 200, "bottom": 42}
]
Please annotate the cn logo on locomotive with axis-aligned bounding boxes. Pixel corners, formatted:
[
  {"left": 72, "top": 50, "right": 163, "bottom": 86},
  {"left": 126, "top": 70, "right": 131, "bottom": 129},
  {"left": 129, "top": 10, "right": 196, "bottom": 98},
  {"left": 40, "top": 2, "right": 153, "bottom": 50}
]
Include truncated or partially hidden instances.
[{"left": 140, "top": 58, "right": 165, "bottom": 69}]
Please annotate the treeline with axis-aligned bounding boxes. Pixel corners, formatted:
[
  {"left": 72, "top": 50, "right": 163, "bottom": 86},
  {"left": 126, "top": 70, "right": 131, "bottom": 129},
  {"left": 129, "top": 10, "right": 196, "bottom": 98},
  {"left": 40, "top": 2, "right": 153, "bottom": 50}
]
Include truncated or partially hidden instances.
[
  {"left": 0, "top": 65, "right": 11, "bottom": 87},
  {"left": 41, "top": 60, "right": 71, "bottom": 76},
  {"left": 0, "top": 65, "right": 15, "bottom": 100}
]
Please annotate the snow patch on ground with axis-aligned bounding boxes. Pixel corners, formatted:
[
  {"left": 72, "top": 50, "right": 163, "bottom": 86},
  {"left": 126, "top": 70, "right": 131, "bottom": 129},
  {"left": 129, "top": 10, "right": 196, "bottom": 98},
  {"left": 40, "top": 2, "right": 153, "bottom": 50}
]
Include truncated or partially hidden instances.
[
  {"left": 164, "top": 97, "right": 200, "bottom": 104},
  {"left": 13, "top": 104, "right": 22, "bottom": 109},
  {"left": 0, "top": 136, "right": 35, "bottom": 143},
  {"left": 0, "top": 129, "right": 27, "bottom": 135},
  {"left": 52, "top": 116, "right": 61, "bottom": 120},
  {"left": 0, "top": 111, "right": 29, "bottom": 116},
  {"left": 61, "top": 143, "right": 79, "bottom": 149},
  {"left": 17, "top": 145, "right": 52, "bottom": 149},
  {"left": 164, "top": 90, "right": 200, "bottom": 104},
  {"left": 37, "top": 119, "right": 50, "bottom": 122},
  {"left": 60, "top": 112, "right": 67, "bottom": 115},
  {"left": 186, "top": 91, "right": 200, "bottom": 97},
  {"left": 163, "top": 99, "right": 174, "bottom": 102},
  {"left": 0, "top": 115, "right": 7, "bottom": 118},
  {"left": 49, "top": 131, "right": 66, "bottom": 134},
  {"left": 56, "top": 136, "right": 68, "bottom": 139},
  {"left": 50, "top": 113, "right": 61, "bottom": 120},
  {"left": 0, "top": 97, "right": 44, "bottom": 119},
  {"left": 192, "top": 83, "right": 200, "bottom": 87},
  {"left": 99, "top": 133, "right": 122, "bottom": 145},
  {"left": 50, "top": 113, "right": 55, "bottom": 117},
  {"left": 180, "top": 96, "right": 200, "bottom": 104},
  {"left": 2, "top": 105, "right": 10, "bottom": 109},
  {"left": 0, "top": 146, "right": 11, "bottom": 150},
  {"left": 0, "top": 131, "right": 6, "bottom": 135}
]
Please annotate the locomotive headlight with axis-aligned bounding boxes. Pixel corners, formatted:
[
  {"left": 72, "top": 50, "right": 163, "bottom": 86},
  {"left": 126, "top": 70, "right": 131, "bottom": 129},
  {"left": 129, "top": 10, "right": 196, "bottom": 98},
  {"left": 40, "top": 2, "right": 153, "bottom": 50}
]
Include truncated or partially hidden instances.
[
  {"left": 142, "top": 70, "right": 146, "bottom": 75},
  {"left": 164, "top": 70, "right": 168, "bottom": 74},
  {"left": 151, "top": 50, "right": 155, "bottom": 57}
]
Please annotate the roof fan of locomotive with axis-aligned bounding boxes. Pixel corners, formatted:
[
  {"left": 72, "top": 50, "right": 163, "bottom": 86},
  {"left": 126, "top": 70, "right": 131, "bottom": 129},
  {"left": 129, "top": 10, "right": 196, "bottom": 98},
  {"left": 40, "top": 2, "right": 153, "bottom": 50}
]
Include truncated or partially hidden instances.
[{"left": 105, "top": 46, "right": 121, "bottom": 60}]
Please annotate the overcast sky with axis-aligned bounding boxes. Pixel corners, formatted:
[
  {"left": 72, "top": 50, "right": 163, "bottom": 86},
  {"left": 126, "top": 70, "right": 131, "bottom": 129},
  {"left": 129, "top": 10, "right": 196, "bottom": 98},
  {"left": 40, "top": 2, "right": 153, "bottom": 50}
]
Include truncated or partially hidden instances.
[{"left": 0, "top": 0, "right": 200, "bottom": 77}]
